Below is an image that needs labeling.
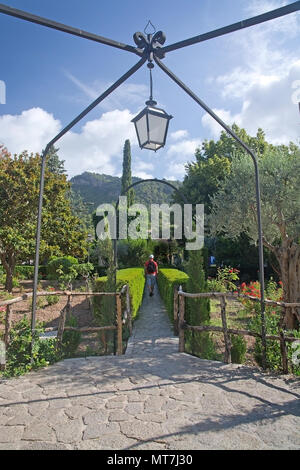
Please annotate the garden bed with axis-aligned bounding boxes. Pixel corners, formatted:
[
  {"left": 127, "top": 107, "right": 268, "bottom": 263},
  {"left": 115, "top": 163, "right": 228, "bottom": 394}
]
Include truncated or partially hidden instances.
[{"left": 209, "top": 297, "right": 257, "bottom": 367}]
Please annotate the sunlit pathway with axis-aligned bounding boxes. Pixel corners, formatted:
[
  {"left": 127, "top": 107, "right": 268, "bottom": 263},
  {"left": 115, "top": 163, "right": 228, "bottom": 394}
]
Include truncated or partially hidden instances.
[{"left": 0, "top": 286, "right": 299, "bottom": 450}]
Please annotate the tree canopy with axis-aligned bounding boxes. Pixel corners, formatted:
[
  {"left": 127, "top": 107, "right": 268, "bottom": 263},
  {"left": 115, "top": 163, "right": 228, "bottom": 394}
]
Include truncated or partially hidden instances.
[
  {"left": 0, "top": 145, "right": 87, "bottom": 291},
  {"left": 209, "top": 143, "right": 300, "bottom": 327}
]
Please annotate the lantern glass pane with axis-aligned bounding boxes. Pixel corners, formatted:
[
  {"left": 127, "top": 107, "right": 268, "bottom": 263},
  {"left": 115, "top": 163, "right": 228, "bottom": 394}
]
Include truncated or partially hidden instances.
[
  {"left": 148, "top": 113, "right": 167, "bottom": 144},
  {"left": 135, "top": 114, "right": 148, "bottom": 146},
  {"left": 143, "top": 142, "right": 162, "bottom": 151}
]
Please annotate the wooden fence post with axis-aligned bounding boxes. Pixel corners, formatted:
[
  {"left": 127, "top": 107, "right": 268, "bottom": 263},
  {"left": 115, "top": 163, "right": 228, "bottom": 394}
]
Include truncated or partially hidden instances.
[
  {"left": 116, "top": 294, "right": 123, "bottom": 355},
  {"left": 173, "top": 287, "right": 179, "bottom": 336},
  {"left": 56, "top": 305, "right": 67, "bottom": 348},
  {"left": 126, "top": 285, "right": 132, "bottom": 337},
  {"left": 220, "top": 295, "right": 231, "bottom": 364},
  {"left": 4, "top": 304, "right": 12, "bottom": 349},
  {"left": 279, "top": 306, "right": 289, "bottom": 374},
  {"left": 178, "top": 288, "right": 185, "bottom": 353},
  {"left": 66, "top": 294, "right": 72, "bottom": 322}
]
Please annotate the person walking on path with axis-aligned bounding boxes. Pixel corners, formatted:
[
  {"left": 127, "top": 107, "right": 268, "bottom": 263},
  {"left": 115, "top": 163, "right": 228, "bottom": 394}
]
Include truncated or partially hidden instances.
[{"left": 144, "top": 254, "right": 158, "bottom": 297}]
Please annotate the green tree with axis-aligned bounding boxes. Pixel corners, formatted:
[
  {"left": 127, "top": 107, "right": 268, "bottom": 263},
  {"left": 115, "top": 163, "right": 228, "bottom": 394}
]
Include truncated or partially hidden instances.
[
  {"left": 46, "top": 145, "right": 66, "bottom": 175},
  {"left": 185, "top": 249, "right": 212, "bottom": 357},
  {"left": 121, "top": 139, "right": 134, "bottom": 206},
  {"left": 174, "top": 125, "right": 270, "bottom": 212},
  {"left": 210, "top": 145, "right": 300, "bottom": 329},
  {"left": 0, "top": 146, "right": 87, "bottom": 291}
]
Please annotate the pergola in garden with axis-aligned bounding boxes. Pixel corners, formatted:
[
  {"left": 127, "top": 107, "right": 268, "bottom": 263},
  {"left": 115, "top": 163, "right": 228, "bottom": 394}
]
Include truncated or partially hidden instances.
[{"left": 1, "top": 1, "right": 299, "bottom": 369}]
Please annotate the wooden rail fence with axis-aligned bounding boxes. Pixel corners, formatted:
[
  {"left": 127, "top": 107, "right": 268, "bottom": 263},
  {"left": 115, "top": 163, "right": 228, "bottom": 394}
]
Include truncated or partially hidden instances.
[
  {"left": 174, "top": 286, "right": 300, "bottom": 374},
  {"left": 0, "top": 284, "right": 132, "bottom": 369}
]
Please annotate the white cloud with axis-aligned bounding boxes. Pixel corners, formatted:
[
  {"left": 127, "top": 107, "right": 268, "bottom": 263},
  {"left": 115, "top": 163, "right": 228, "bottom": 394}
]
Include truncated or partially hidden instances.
[
  {"left": 203, "top": 63, "right": 300, "bottom": 145},
  {"left": 167, "top": 138, "right": 202, "bottom": 159},
  {"left": 170, "top": 130, "right": 189, "bottom": 141},
  {"left": 132, "top": 160, "right": 154, "bottom": 179},
  {"left": 0, "top": 108, "right": 61, "bottom": 154},
  {"left": 164, "top": 162, "right": 187, "bottom": 181},
  {"left": 0, "top": 107, "right": 140, "bottom": 177},
  {"left": 204, "top": 1, "right": 300, "bottom": 145}
]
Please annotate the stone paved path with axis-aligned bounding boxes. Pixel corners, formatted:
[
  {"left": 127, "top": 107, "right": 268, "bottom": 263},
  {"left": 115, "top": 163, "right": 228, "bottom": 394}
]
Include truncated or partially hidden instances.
[{"left": 0, "top": 284, "right": 299, "bottom": 450}]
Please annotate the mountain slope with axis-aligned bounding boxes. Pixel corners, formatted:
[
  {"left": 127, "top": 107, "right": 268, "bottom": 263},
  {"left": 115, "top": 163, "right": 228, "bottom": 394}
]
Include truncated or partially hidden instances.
[{"left": 70, "top": 172, "right": 181, "bottom": 209}]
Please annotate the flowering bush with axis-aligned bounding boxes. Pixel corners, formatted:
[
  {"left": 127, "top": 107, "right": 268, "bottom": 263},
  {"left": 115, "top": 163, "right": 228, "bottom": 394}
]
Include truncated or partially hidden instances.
[
  {"left": 207, "top": 266, "right": 240, "bottom": 293},
  {"left": 239, "top": 279, "right": 299, "bottom": 374},
  {"left": 45, "top": 287, "right": 60, "bottom": 306}
]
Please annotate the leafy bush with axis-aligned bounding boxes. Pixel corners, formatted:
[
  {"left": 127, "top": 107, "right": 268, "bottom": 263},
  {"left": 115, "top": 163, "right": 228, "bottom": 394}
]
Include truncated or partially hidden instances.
[
  {"left": 207, "top": 266, "right": 240, "bottom": 293},
  {"left": 61, "top": 315, "right": 81, "bottom": 358},
  {"left": 45, "top": 287, "right": 60, "bottom": 306},
  {"left": 117, "top": 239, "right": 150, "bottom": 268},
  {"left": 47, "top": 256, "right": 79, "bottom": 280},
  {"left": 1, "top": 317, "right": 59, "bottom": 378},
  {"left": 230, "top": 334, "right": 247, "bottom": 364},
  {"left": 157, "top": 268, "right": 189, "bottom": 322},
  {"left": 240, "top": 278, "right": 299, "bottom": 373}
]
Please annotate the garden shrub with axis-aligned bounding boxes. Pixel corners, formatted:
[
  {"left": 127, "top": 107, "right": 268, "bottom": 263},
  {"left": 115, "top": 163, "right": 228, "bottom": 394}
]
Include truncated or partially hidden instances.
[
  {"left": 93, "top": 268, "right": 145, "bottom": 323},
  {"left": 45, "top": 287, "right": 60, "bottom": 306},
  {"left": 93, "top": 268, "right": 145, "bottom": 354},
  {"left": 230, "top": 334, "right": 247, "bottom": 364},
  {"left": 47, "top": 256, "right": 79, "bottom": 280},
  {"left": 1, "top": 317, "right": 59, "bottom": 378},
  {"left": 184, "top": 250, "right": 217, "bottom": 360},
  {"left": 61, "top": 315, "right": 81, "bottom": 358},
  {"left": 157, "top": 268, "right": 189, "bottom": 323}
]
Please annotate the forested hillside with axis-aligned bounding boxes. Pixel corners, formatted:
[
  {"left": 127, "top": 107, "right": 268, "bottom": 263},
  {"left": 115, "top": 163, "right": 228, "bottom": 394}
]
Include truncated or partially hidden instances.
[{"left": 70, "top": 171, "right": 181, "bottom": 209}]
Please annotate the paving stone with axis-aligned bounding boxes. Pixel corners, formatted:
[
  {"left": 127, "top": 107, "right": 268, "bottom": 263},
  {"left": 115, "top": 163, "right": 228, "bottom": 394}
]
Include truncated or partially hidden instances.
[
  {"left": 0, "top": 286, "right": 299, "bottom": 450},
  {"left": 0, "top": 425, "right": 24, "bottom": 443},
  {"left": 64, "top": 406, "right": 91, "bottom": 420},
  {"left": 108, "top": 411, "right": 131, "bottom": 422},
  {"left": 144, "top": 396, "right": 166, "bottom": 413},
  {"left": 19, "top": 441, "right": 71, "bottom": 450},
  {"left": 83, "top": 409, "right": 109, "bottom": 425},
  {"left": 83, "top": 422, "right": 120, "bottom": 440},
  {"left": 120, "top": 420, "right": 165, "bottom": 442},
  {"left": 136, "top": 412, "right": 167, "bottom": 423},
  {"left": 6, "top": 412, "right": 35, "bottom": 426},
  {"left": 76, "top": 435, "right": 137, "bottom": 450},
  {"left": 105, "top": 396, "right": 128, "bottom": 409},
  {"left": 54, "top": 419, "right": 84, "bottom": 444},
  {"left": 124, "top": 402, "right": 144, "bottom": 415},
  {"left": 22, "top": 423, "right": 56, "bottom": 442}
]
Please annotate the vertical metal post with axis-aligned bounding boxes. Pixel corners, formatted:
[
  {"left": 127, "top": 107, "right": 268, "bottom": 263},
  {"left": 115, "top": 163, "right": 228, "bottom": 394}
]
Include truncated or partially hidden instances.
[{"left": 31, "top": 147, "right": 49, "bottom": 338}]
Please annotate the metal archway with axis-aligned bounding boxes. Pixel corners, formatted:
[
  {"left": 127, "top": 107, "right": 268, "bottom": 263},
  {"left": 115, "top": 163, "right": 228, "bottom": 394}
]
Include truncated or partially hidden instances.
[{"left": 113, "top": 178, "right": 188, "bottom": 266}]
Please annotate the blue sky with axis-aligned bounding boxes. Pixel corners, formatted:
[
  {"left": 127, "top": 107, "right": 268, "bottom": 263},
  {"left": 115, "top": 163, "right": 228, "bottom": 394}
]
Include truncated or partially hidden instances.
[{"left": 0, "top": 0, "right": 299, "bottom": 180}]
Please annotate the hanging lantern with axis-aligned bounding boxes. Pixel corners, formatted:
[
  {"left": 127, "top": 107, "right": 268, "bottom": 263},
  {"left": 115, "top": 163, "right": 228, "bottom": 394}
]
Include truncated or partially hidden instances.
[{"left": 132, "top": 63, "right": 172, "bottom": 151}]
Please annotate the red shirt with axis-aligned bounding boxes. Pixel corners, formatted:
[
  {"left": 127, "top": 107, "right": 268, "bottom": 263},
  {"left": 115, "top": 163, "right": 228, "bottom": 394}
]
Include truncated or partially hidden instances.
[{"left": 145, "top": 260, "right": 158, "bottom": 275}]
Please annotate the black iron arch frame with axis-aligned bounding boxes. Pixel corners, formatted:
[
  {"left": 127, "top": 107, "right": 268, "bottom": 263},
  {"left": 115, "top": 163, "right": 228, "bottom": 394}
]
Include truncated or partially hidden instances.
[
  {"left": 113, "top": 177, "right": 188, "bottom": 267},
  {"left": 1, "top": 1, "right": 299, "bottom": 368}
]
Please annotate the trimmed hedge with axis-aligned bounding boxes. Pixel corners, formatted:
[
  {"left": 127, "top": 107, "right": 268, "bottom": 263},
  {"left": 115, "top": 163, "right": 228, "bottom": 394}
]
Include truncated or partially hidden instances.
[
  {"left": 94, "top": 268, "right": 145, "bottom": 321},
  {"left": 157, "top": 268, "right": 189, "bottom": 322}
]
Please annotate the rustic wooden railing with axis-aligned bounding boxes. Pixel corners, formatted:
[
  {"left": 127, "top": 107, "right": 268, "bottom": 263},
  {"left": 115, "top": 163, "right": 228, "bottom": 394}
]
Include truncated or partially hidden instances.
[
  {"left": 0, "top": 284, "right": 132, "bottom": 369},
  {"left": 174, "top": 286, "right": 300, "bottom": 374}
]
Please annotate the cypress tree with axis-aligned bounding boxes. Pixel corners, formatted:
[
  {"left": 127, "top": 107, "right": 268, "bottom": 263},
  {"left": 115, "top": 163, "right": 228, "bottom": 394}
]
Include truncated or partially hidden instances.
[
  {"left": 185, "top": 249, "right": 215, "bottom": 358},
  {"left": 121, "top": 139, "right": 134, "bottom": 206}
]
